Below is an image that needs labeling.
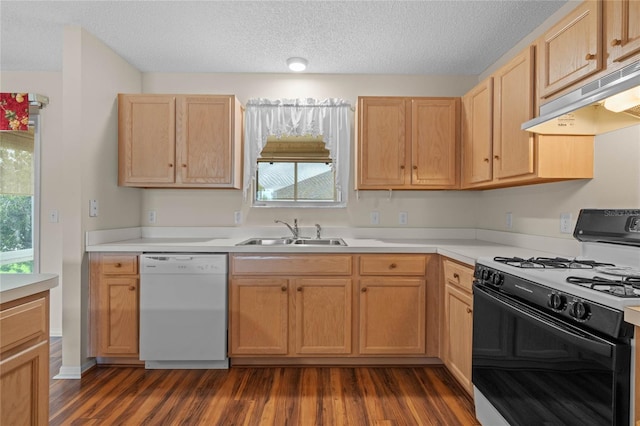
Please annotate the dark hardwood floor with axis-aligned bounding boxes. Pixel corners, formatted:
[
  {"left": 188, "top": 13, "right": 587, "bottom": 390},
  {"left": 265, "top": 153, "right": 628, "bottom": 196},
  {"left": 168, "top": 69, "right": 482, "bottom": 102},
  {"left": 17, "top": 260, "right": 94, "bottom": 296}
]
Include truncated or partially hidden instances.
[{"left": 49, "top": 338, "right": 479, "bottom": 425}]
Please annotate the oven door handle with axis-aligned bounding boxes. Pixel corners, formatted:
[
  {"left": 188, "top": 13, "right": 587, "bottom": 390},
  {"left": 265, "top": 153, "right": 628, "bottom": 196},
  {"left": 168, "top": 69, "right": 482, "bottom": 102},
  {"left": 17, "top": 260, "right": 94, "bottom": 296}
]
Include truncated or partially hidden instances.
[{"left": 474, "top": 285, "right": 613, "bottom": 358}]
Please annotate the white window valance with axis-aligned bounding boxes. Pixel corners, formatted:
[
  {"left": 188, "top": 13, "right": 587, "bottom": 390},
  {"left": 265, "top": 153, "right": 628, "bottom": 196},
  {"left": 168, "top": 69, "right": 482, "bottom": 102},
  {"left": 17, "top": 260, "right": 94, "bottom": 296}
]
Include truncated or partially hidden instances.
[{"left": 243, "top": 98, "right": 351, "bottom": 205}]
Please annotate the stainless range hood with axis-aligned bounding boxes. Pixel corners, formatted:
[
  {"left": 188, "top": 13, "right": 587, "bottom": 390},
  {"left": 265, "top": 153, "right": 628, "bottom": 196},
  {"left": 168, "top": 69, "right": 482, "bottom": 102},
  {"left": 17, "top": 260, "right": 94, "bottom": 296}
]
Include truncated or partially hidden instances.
[{"left": 522, "top": 60, "right": 640, "bottom": 135}]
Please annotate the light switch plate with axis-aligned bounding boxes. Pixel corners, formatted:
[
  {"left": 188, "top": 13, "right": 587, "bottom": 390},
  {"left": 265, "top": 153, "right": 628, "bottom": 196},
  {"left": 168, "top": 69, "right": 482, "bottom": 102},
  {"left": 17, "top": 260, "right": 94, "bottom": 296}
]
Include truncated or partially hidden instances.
[
  {"left": 48, "top": 209, "right": 59, "bottom": 223},
  {"left": 505, "top": 212, "right": 513, "bottom": 229},
  {"left": 148, "top": 210, "right": 157, "bottom": 224}
]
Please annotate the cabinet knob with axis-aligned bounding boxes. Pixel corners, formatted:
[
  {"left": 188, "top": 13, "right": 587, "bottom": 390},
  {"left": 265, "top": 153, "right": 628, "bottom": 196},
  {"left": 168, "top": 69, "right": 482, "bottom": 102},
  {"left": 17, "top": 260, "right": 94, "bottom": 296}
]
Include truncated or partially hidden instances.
[
  {"left": 413, "top": 165, "right": 418, "bottom": 170},
  {"left": 129, "top": 286, "right": 136, "bottom": 291},
  {"left": 182, "top": 164, "right": 187, "bottom": 168},
  {"left": 494, "top": 155, "right": 500, "bottom": 160},
  {"left": 466, "top": 307, "right": 472, "bottom": 314},
  {"left": 361, "top": 288, "right": 367, "bottom": 293},
  {"left": 400, "top": 165, "right": 405, "bottom": 170},
  {"left": 297, "top": 287, "right": 302, "bottom": 292},
  {"left": 389, "top": 263, "right": 397, "bottom": 269},
  {"left": 115, "top": 263, "right": 122, "bottom": 268},
  {"left": 281, "top": 285, "right": 287, "bottom": 292},
  {"left": 585, "top": 53, "right": 596, "bottom": 61},
  {"left": 483, "top": 158, "right": 489, "bottom": 162},
  {"left": 453, "top": 273, "right": 460, "bottom": 279},
  {"left": 168, "top": 163, "right": 173, "bottom": 168},
  {"left": 611, "top": 38, "right": 622, "bottom": 47}
]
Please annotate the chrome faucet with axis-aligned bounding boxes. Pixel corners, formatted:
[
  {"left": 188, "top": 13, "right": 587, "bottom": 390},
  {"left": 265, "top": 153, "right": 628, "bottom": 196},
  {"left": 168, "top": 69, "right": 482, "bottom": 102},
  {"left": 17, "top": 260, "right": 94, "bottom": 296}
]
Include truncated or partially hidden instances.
[
  {"left": 315, "top": 224, "right": 322, "bottom": 239},
  {"left": 275, "top": 219, "right": 299, "bottom": 239}
]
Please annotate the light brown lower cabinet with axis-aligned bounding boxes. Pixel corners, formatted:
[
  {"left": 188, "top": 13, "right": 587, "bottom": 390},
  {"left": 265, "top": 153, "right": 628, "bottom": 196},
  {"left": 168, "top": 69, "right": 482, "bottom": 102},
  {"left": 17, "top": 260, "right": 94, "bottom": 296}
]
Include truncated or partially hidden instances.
[
  {"left": 89, "top": 253, "right": 141, "bottom": 360},
  {"left": 358, "top": 277, "right": 426, "bottom": 354},
  {"left": 229, "top": 254, "right": 353, "bottom": 357},
  {"left": 229, "top": 253, "right": 436, "bottom": 361},
  {"left": 442, "top": 258, "right": 475, "bottom": 395},
  {"left": 0, "top": 292, "right": 50, "bottom": 426}
]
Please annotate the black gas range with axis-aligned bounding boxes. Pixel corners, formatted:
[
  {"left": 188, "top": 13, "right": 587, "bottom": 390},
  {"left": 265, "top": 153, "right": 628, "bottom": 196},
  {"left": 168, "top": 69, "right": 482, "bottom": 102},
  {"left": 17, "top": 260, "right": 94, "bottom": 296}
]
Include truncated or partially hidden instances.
[
  {"left": 473, "top": 209, "right": 639, "bottom": 426},
  {"left": 474, "top": 255, "right": 636, "bottom": 338}
]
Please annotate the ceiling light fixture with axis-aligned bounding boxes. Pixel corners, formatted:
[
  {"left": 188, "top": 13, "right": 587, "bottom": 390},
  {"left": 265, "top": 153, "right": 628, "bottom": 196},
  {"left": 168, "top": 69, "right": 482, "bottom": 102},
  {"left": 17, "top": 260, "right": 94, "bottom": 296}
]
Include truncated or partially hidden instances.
[{"left": 287, "top": 57, "right": 308, "bottom": 72}]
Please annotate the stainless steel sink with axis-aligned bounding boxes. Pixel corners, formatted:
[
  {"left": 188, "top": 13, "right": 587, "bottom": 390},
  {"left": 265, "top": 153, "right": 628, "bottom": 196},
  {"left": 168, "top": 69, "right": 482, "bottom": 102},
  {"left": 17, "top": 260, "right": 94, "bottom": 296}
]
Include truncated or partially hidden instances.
[
  {"left": 236, "top": 238, "right": 295, "bottom": 246},
  {"left": 292, "top": 238, "right": 347, "bottom": 246},
  {"left": 236, "top": 237, "right": 347, "bottom": 246}
]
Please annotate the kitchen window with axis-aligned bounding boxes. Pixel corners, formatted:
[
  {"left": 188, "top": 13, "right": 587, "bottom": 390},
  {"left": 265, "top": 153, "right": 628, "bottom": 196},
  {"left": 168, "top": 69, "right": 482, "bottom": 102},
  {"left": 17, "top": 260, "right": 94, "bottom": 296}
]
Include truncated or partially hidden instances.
[
  {"left": 255, "top": 136, "right": 337, "bottom": 205},
  {"left": 244, "top": 98, "right": 351, "bottom": 208},
  {"left": 0, "top": 124, "right": 39, "bottom": 273}
]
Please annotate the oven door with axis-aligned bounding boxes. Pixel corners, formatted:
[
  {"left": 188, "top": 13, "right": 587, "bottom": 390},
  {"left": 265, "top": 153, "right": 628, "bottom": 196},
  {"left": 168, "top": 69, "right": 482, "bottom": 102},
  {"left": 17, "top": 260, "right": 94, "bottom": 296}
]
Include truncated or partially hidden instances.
[{"left": 472, "top": 284, "right": 631, "bottom": 426}]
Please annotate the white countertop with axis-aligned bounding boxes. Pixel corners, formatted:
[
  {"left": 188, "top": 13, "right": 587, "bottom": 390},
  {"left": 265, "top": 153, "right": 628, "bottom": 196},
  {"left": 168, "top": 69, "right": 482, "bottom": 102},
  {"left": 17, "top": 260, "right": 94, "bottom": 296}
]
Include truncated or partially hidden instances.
[
  {"left": 0, "top": 273, "right": 59, "bottom": 304},
  {"left": 86, "top": 236, "right": 567, "bottom": 267}
]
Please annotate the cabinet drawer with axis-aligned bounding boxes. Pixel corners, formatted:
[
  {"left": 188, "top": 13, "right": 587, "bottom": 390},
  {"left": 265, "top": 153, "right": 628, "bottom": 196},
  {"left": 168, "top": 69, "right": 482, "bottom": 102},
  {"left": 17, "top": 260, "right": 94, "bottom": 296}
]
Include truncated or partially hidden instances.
[
  {"left": 1, "top": 297, "right": 47, "bottom": 354},
  {"left": 443, "top": 259, "right": 474, "bottom": 292},
  {"left": 102, "top": 254, "right": 138, "bottom": 275},
  {"left": 359, "top": 255, "right": 426, "bottom": 276},
  {"left": 231, "top": 255, "right": 352, "bottom": 275}
]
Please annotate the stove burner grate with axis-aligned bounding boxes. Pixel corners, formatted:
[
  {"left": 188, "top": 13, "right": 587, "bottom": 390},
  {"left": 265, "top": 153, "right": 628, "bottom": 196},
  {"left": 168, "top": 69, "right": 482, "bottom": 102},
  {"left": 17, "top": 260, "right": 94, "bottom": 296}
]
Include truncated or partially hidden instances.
[
  {"left": 494, "top": 256, "right": 615, "bottom": 269},
  {"left": 566, "top": 275, "right": 640, "bottom": 297}
]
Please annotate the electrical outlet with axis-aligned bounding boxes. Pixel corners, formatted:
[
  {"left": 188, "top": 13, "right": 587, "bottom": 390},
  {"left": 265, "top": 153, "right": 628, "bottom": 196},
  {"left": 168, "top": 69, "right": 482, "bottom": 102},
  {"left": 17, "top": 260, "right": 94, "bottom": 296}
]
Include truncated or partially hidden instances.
[
  {"left": 560, "top": 212, "right": 572, "bottom": 234},
  {"left": 148, "top": 210, "right": 157, "bottom": 224},
  {"left": 89, "top": 199, "right": 98, "bottom": 217},
  {"left": 234, "top": 210, "right": 242, "bottom": 225},
  {"left": 48, "top": 209, "right": 59, "bottom": 223},
  {"left": 399, "top": 211, "right": 408, "bottom": 225},
  {"left": 505, "top": 212, "right": 513, "bottom": 229},
  {"left": 370, "top": 211, "right": 380, "bottom": 225}
]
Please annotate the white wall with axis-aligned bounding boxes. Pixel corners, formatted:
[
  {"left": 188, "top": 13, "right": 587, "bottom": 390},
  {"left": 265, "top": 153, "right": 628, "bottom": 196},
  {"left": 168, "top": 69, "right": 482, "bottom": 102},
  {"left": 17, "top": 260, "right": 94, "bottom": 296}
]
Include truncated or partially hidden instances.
[
  {"left": 0, "top": 71, "right": 64, "bottom": 335},
  {"left": 59, "top": 26, "right": 142, "bottom": 375},
  {"left": 141, "top": 73, "right": 481, "bottom": 230},
  {"left": 475, "top": 125, "right": 640, "bottom": 238}
]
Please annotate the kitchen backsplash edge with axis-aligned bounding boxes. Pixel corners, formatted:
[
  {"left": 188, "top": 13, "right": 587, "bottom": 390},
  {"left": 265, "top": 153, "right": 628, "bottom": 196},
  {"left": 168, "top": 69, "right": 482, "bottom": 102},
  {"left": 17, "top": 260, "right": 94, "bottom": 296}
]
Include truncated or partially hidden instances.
[{"left": 86, "top": 226, "right": 580, "bottom": 256}]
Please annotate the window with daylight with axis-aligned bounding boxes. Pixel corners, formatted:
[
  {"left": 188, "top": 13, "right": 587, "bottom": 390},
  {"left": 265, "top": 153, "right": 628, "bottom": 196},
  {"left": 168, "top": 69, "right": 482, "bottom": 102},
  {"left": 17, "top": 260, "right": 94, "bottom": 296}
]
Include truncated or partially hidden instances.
[
  {"left": 0, "top": 126, "right": 38, "bottom": 273},
  {"left": 256, "top": 136, "right": 336, "bottom": 203},
  {"left": 244, "top": 98, "right": 351, "bottom": 208}
]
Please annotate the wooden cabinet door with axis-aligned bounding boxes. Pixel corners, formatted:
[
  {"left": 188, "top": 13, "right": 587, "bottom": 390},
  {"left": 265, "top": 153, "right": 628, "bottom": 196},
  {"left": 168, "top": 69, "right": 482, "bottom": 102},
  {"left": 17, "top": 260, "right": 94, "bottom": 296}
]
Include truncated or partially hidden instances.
[
  {"left": 358, "top": 278, "right": 425, "bottom": 355},
  {"left": 411, "top": 98, "right": 459, "bottom": 187},
  {"left": 293, "top": 278, "right": 352, "bottom": 355},
  {"left": 176, "top": 95, "right": 235, "bottom": 186},
  {"left": 443, "top": 284, "right": 473, "bottom": 395},
  {"left": 229, "top": 278, "right": 289, "bottom": 355},
  {"left": 493, "top": 47, "right": 535, "bottom": 180},
  {"left": 606, "top": 0, "right": 640, "bottom": 65},
  {"left": 538, "top": 1, "right": 602, "bottom": 98},
  {"left": 0, "top": 340, "right": 48, "bottom": 426},
  {"left": 462, "top": 79, "right": 493, "bottom": 186},
  {"left": 357, "top": 97, "right": 409, "bottom": 188},
  {"left": 98, "top": 277, "right": 139, "bottom": 356},
  {"left": 118, "top": 94, "right": 176, "bottom": 185}
]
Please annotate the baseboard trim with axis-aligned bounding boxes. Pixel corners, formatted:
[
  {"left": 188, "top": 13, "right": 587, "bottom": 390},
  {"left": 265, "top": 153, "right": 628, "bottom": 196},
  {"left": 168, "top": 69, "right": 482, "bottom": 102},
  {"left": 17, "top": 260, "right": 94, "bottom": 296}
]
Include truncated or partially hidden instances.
[{"left": 53, "top": 359, "right": 96, "bottom": 380}]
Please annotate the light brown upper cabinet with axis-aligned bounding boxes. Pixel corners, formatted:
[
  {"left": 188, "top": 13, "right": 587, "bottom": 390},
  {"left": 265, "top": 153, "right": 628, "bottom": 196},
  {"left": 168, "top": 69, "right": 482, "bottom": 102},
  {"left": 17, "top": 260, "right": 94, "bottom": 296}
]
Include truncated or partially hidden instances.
[
  {"left": 605, "top": 0, "right": 640, "bottom": 68},
  {"left": 493, "top": 47, "right": 536, "bottom": 180},
  {"left": 462, "top": 47, "right": 594, "bottom": 189},
  {"left": 461, "top": 78, "right": 493, "bottom": 186},
  {"left": 537, "top": 1, "right": 602, "bottom": 99},
  {"left": 118, "top": 94, "right": 242, "bottom": 188},
  {"left": 357, "top": 96, "right": 460, "bottom": 190}
]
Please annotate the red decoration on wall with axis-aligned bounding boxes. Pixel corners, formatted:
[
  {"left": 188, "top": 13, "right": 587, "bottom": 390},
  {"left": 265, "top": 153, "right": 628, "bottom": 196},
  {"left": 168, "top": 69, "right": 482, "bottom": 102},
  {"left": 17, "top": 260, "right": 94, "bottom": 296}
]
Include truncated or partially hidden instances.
[{"left": 1, "top": 93, "right": 29, "bottom": 131}]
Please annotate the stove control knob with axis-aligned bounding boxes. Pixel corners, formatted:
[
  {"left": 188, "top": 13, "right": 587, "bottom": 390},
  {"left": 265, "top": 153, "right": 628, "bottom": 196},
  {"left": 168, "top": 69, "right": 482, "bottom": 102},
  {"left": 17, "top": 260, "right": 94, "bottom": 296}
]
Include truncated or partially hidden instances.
[
  {"left": 481, "top": 269, "right": 491, "bottom": 281},
  {"left": 548, "top": 293, "right": 566, "bottom": 311},
  {"left": 570, "top": 301, "right": 590, "bottom": 321},
  {"left": 490, "top": 272, "right": 504, "bottom": 286}
]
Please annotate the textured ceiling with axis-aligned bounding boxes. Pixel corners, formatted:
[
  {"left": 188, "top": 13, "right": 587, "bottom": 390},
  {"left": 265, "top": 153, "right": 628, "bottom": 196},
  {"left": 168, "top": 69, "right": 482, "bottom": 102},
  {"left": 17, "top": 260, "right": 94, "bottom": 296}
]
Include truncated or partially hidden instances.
[{"left": 1, "top": 0, "right": 568, "bottom": 75}]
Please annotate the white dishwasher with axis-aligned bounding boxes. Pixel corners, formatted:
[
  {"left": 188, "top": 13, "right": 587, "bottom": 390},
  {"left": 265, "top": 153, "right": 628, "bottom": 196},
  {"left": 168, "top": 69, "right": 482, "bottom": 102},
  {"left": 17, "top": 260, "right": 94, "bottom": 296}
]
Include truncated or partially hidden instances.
[{"left": 139, "top": 254, "right": 229, "bottom": 369}]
